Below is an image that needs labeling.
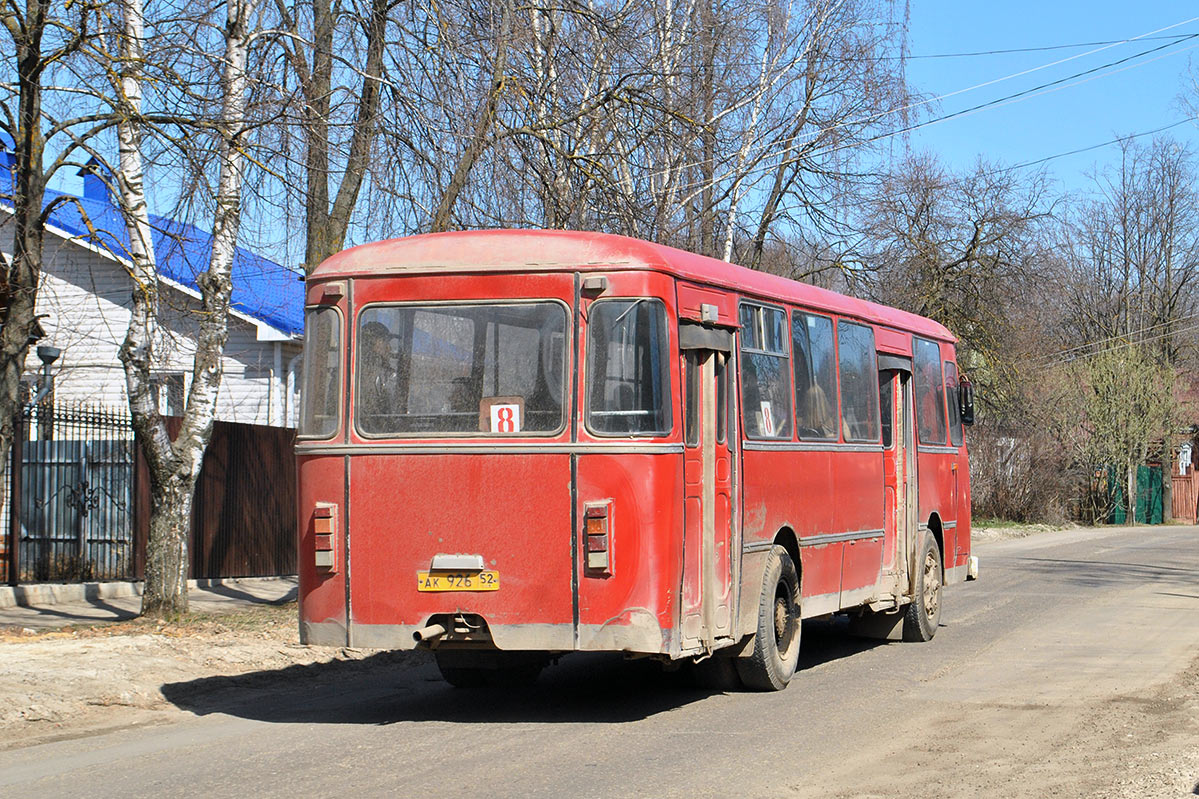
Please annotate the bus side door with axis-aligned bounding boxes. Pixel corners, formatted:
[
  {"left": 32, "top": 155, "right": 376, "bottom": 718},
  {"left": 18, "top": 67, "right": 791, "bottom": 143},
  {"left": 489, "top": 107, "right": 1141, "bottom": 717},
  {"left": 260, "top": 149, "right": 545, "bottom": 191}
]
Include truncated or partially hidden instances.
[{"left": 679, "top": 324, "right": 737, "bottom": 651}]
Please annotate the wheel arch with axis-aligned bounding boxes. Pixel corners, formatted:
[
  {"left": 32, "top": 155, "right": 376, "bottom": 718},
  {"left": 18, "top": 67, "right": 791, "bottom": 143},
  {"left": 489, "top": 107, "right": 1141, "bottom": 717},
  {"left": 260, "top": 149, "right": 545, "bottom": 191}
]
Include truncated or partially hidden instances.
[
  {"left": 735, "top": 525, "right": 802, "bottom": 644},
  {"left": 925, "top": 512, "right": 945, "bottom": 568},
  {"left": 773, "top": 525, "right": 802, "bottom": 586}
]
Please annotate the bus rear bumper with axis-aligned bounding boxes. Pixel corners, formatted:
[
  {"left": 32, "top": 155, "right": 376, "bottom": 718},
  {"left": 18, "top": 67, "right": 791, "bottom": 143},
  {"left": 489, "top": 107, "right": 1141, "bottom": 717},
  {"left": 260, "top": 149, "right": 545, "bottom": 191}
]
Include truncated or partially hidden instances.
[{"left": 304, "top": 618, "right": 670, "bottom": 655}]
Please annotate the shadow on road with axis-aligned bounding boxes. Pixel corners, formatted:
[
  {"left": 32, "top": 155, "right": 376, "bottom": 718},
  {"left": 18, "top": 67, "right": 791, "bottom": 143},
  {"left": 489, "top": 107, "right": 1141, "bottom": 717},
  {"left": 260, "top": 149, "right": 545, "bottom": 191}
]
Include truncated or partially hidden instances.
[
  {"left": 161, "top": 620, "right": 890, "bottom": 726},
  {"left": 201, "top": 582, "right": 298, "bottom": 606},
  {"left": 23, "top": 597, "right": 138, "bottom": 624}
]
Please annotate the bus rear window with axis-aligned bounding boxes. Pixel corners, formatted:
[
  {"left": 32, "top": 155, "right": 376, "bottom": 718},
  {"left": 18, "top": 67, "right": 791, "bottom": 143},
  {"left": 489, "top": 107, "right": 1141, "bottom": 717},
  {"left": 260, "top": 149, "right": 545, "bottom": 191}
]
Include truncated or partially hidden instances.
[
  {"left": 300, "top": 306, "right": 342, "bottom": 438},
  {"left": 586, "top": 299, "right": 672, "bottom": 436},
  {"left": 356, "top": 302, "right": 567, "bottom": 436}
]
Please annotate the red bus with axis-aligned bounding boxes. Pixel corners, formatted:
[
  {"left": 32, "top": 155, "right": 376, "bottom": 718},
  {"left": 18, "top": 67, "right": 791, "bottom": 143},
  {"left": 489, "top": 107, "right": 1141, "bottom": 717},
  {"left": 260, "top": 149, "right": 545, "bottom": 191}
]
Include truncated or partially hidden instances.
[{"left": 296, "top": 230, "right": 974, "bottom": 690}]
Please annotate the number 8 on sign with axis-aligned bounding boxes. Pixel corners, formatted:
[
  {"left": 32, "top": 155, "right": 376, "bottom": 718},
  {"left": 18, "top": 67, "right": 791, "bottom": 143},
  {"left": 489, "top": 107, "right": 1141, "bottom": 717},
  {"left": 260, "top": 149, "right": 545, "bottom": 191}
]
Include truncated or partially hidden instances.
[{"left": 490, "top": 403, "right": 521, "bottom": 433}]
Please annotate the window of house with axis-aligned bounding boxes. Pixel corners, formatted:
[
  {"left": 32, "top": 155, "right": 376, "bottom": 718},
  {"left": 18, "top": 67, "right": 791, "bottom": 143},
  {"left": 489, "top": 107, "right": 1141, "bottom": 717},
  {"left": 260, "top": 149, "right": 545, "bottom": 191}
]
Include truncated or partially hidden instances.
[
  {"left": 150, "top": 372, "right": 186, "bottom": 418},
  {"left": 739, "top": 303, "right": 792, "bottom": 439}
]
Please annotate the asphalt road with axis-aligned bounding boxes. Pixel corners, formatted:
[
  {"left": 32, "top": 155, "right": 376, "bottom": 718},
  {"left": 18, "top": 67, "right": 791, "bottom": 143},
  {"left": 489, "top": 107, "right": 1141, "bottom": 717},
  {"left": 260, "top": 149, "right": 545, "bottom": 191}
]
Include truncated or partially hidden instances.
[{"left": 3, "top": 525, "right": 1198, "bottom": 798}]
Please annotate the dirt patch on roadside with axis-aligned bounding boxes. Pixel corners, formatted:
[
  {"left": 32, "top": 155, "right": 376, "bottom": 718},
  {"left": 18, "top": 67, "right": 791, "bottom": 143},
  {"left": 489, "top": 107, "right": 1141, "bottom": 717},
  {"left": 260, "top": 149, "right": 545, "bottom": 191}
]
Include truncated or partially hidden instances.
[
  {"left": 0, "top": 603, "right": 424, "bottom": 749},
  {"left": 971, "top": 522, "right": 1073, "bottom": 542},
  {"left": 805, "top": 653, "right": 1199, "bottom": 799}
]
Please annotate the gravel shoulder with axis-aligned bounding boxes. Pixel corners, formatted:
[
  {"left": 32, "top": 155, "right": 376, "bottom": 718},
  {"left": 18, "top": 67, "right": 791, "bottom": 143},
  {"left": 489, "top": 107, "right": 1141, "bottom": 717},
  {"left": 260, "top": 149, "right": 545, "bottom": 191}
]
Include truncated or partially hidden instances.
[{"left": 0, "top": 604, "right": 428, "bottom": 749}]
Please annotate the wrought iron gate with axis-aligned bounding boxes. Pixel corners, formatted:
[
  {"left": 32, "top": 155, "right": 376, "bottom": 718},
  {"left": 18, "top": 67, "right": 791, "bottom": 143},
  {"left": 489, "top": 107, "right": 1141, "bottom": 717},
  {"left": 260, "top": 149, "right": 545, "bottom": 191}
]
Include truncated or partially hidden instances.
[{"left": 15, "top": 404, "right": 136, "bottom": 582}]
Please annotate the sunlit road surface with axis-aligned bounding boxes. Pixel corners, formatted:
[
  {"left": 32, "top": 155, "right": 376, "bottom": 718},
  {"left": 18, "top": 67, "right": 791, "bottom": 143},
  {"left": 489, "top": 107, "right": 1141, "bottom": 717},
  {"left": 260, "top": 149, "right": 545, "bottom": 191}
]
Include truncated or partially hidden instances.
[{"left": 3, "top": 525, "right": 1198, "bottom": 798}]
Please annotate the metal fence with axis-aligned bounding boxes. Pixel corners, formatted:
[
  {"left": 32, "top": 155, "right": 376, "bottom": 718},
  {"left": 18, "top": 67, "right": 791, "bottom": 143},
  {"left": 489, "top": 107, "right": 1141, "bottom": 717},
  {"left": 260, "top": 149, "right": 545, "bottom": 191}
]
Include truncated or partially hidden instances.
[
  {"left": 12, "top": 403, "right": 136, "bottom": 582},
  {"left": 1, "top": 402, "right": 297, "bottom": 586}
]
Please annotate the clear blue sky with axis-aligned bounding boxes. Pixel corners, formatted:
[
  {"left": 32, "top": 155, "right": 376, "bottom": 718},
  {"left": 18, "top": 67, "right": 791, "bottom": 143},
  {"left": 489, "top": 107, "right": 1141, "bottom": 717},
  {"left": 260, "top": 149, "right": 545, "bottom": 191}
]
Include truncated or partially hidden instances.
[{"left": 902, "top": 2, "right": 1199, "bottom": 189}]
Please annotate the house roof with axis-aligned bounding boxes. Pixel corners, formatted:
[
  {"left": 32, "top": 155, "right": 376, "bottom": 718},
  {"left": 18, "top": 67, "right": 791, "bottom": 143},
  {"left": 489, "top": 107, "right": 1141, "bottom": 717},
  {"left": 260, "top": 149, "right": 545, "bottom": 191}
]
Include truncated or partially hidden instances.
[{"left": 0, "top": 159, "right": 302, "bottom": 338}]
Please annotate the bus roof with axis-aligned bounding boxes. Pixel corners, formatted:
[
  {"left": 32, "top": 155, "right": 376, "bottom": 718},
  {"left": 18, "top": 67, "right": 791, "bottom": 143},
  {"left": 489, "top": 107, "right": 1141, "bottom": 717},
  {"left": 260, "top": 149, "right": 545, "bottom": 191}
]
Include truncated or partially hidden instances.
[{"left": 314, "top": 230, "right": 955, "bottom": 343}]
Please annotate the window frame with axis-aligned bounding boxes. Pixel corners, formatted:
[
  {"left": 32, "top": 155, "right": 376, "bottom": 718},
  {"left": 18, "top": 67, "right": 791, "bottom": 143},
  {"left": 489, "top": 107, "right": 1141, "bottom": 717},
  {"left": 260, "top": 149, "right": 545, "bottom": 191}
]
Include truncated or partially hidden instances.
[
  {"left": 584, "top": 296, "right": 674, "bottom": 439},
  {"left": 352, "top": 298, "right": 572, "bottom": 439},
  {"left": 297, "top": 304, "right": 344, "bottom": 441}
]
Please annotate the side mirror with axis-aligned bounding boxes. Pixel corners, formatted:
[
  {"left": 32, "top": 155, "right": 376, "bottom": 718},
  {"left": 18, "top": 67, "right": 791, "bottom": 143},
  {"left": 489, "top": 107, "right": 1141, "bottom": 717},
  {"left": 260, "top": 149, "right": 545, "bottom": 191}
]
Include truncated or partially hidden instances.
[{"left": 959, "top": 375, "right": 975, "bottom": 426}]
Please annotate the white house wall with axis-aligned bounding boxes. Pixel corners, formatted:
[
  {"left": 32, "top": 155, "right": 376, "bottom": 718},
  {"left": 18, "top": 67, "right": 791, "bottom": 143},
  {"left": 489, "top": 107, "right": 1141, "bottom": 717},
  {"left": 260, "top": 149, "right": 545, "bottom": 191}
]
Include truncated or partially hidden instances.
[{"left": 0, "top": 217, "right": 301, "bottom": 427}]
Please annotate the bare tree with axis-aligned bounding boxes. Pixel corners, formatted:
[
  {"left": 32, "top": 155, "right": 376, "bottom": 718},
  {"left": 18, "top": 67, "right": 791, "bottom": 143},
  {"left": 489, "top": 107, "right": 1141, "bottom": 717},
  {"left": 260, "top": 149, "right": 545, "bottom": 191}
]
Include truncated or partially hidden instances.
[
  {"left": 1059, "top": 137, "right": 1199, "bottom": 521},
  {"left": 863, "top": 153, "right": 1051, "bottom": 390},
  {"left": 105, "top": 0, "right": 260, "bottom": 617},
  {"left": 0, "top": 0, "right": 97, "bottom": 498},
  {"left": 269, "top": 0, "right": 392, "bottom": 273}
]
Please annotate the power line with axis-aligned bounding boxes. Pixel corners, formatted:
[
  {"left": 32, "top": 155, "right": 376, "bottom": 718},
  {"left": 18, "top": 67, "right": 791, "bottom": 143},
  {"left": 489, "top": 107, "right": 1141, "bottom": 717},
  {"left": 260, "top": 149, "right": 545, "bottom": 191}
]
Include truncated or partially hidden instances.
[
  {"left": 665, "top": 31, "right": 1199, "bottom": 200},
  {"left": 909, "top": 34, "right": 1193, "bottom": 60},
  {"left": 1049, "top": 319, "right": 1199, "bottom": 366},
  {"left": 840, "top": 33, "right": 1199, "bottom": 156},
  {"left": 646, "top": 15, "right": 1199, "bottom": 191},
  {"left": 985, "top": 117, "right": 1199, "bottom": 177},
  {"left": 1034, "top": 312, "right": 1199, "bottom": 364}
]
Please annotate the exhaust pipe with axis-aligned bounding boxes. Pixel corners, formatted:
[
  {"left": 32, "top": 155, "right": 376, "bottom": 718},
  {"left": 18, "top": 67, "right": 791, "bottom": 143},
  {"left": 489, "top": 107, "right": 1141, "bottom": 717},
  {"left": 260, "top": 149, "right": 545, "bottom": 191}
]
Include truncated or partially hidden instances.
[{"left": 412, "top": 623, "right": 447, "bottom": 643}]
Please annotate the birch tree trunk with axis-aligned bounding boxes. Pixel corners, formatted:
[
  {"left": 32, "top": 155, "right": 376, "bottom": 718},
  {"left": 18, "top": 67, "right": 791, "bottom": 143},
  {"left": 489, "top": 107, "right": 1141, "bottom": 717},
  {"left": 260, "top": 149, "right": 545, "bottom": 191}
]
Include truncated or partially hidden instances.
[{"left": 114, "top": 0, "right": 256, "bottom": 618}]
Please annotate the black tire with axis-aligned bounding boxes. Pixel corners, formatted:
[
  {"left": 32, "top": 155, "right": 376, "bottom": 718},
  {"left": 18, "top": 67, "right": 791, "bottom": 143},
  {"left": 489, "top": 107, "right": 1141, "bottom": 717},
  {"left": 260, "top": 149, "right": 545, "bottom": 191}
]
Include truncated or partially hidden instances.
[
  {"left": 735, "top": 545, "right": 801, "bottom": 691},
  {"left": 902, "top": 531, "right": 943, "bottom": 642},
  {"left": 435, "top": 651, "right": 546, "bottom": 688}
]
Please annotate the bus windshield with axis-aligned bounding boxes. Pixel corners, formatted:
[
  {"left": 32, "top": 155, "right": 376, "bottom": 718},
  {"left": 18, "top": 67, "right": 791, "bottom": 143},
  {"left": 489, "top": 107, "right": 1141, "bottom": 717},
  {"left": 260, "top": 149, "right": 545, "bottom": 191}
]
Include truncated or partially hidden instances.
[{"left": 356, "top": 302, "right": 567, "bottom": 436}]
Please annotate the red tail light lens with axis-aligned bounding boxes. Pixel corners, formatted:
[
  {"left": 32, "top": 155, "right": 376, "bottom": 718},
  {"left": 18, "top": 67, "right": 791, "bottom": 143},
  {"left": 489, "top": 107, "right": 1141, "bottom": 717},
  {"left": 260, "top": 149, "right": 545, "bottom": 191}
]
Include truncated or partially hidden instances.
[
  {"left": 313, "top": 503, "right": 337, "bottom": 572},
  {"left": 583, "top": 501, "right": 612, "bottom": 575}
]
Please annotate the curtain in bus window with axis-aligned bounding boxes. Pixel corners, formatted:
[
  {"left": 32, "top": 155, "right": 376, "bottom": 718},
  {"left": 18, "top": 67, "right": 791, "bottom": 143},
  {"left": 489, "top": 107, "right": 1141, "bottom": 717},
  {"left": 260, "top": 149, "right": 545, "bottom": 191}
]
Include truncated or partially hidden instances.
[
  {"left": 838, "top": 322, "right": 880, "bottom": 443},
  {"left": 945, "top": 360, "right": 963, "bottom": 447},
  {"left": 913, "top": 337, "right": 947, "bottom": 445},
  {"left": 355, "top": 303, "right": 566, "bottom": 435},
  {"left": 587, "top": 299, "right": 672, "bottom": 435},
  {"left": 740, "top": 304, "right": 793, "bottom": 439},
  {"left": 300, "top": 307, "right": 341, "bottom": 438},
  {"left": 792, "top": 312, "right": 837, "bottom": 440}
]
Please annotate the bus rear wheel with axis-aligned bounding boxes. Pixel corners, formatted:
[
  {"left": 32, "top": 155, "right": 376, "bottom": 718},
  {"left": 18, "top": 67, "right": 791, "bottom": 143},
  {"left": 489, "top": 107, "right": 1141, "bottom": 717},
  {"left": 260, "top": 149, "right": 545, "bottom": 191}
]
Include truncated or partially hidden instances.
[
  {"left": 736, "top": 545, "right": 801, "bottom": 691},
  {"left": 902, "top": 531, "right": 942, "bottom": 642}
]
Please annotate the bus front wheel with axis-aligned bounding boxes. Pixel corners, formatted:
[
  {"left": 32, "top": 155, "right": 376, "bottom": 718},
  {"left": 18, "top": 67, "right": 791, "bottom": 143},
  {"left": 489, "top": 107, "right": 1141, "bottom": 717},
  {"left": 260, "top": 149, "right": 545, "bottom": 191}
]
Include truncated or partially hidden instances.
[
  {"left": 736, "top": 545, "right": 801, "bottom": 691},
  {"left": 902, "top": 531, "right": 942, "bottom": 642}
]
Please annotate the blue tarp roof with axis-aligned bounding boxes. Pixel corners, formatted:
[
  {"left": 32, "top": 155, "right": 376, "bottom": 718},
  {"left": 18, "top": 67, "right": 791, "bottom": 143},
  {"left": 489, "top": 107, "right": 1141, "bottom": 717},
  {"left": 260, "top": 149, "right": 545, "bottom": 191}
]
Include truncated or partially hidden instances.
[{"left": 0, "top": 162, "right": 303, "bottom": 337}]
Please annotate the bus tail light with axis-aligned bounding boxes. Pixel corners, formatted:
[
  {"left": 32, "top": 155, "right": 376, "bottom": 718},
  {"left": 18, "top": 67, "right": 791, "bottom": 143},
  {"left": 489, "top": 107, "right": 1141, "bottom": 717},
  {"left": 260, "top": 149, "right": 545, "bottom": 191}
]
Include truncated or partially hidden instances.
[
  {"left": 583, "top": 501, "right": 613, "bottom": 576},
  {"left": 313, "top": 503, "right": 338, "bottom": 572}
]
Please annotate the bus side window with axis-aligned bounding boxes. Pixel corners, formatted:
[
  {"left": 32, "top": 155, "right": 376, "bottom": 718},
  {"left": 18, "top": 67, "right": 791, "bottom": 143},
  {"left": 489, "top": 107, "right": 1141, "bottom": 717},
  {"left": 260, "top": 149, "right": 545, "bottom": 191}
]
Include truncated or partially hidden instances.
[
  {"left": 837, "top": 322, "right": 880, "bottom": 443},
  {"left": 792, "top": 312, "right": 837, "bottom": 440},
  {"left": 586, "top": 299, "right": 672, "bottom": 436},
  {"left": 944, "top": 360, "right": 963, "bottom": 447},
  {"left": 880, "top": 373, "right": 893, "bottom": 449},
  {"left": 739, "top": 303, "right": 792, "bottom": 440},
  {"left": 913, "top": 336, "right": 947, "bottom": 445},
  {"left": 685, "top": 351, "right": 700, "bottom": 447},
  {"left": 715, "top": 352, "right": 727, "bottom": 444},
  {"left": 299, "top": 306, "right": 342, "bottom": 438}
]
